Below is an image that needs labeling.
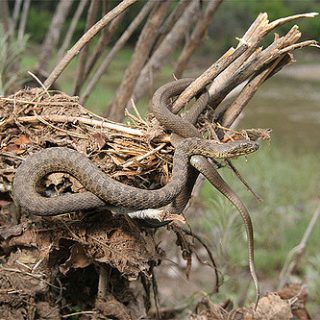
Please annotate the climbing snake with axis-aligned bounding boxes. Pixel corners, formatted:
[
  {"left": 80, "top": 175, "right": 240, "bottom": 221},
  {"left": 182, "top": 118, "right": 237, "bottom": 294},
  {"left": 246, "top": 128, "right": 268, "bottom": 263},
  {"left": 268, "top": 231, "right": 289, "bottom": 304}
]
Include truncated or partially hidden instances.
[
  {"left": 152, "top": 78, "right": 260, "bottom": 303},
  {"left": 12, "top": 78, "right": 260, "bottom": 302}
]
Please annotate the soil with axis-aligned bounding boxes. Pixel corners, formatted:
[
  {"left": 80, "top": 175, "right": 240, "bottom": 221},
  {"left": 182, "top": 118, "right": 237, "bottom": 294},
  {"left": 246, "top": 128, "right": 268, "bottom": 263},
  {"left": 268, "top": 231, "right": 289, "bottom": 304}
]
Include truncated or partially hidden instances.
[{"left": 0, "top": 89, "right": 312, "bottom": 319}]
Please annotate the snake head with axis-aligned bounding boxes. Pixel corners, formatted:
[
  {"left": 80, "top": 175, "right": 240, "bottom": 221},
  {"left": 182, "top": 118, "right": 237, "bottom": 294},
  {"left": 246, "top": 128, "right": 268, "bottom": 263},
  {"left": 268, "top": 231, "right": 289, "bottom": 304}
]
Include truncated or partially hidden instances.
[{"left": 225, "top": 140, "right": 259, "bottom": 158}]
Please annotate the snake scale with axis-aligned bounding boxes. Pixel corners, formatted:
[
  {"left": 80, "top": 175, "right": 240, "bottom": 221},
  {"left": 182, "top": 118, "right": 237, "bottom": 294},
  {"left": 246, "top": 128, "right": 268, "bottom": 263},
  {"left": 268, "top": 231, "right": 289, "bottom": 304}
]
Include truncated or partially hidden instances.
[
  {"left": 13, "top": 78, "right": 259, "bottom": 302},
  {"left": 152, "top": 78, "right": 260, "bottom": 303},
  {"left": 13, "top": 137, "right": 257, "bottom": 216}
]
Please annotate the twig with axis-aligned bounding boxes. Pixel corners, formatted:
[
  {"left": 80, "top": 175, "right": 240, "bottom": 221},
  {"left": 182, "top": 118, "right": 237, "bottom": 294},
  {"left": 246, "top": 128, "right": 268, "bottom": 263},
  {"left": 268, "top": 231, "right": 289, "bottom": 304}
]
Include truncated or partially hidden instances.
[
  {"left": 80, "top": 0, "right": 155, "bottom": 104},
  {"left": 278, "top": 204, "right": 320, "bottom": 289},
  {"left": 14, "top": 115, "right": 145, "bottom": 136},
  {"left": 27, "top": 71, "right": 50, "bottom": 97},
  {"left": 73, "top": 0, "right": 100, "bottom": 96},
  {"left": 32, "top": 113, "right": 87, "bottom": 139},
  {"left": 44, "top": 0, "right": 138, "bottom": 89},
  {"left": 174, "top": 0, "right": 223, "bottom": 78},
  {"left": 180, "top": 227, "right": 220, "bottom": 293},
  {"left": 172, "top": 44, "right": 248, "bottom": 113},
  {"left": 61, "top": 311, "right": 96, "bottom": 318},
  {"left": 107, "top": 1, "right": 170, "bottom": 121},
  {"left": 57, "top": 0, "right": 89, "bottom": 62},
  {"left": 122, "top": 143, "right": 166, "bottom": 168},
  {"left": 267, "top": 12, "right": 319, "bottom": 30}
]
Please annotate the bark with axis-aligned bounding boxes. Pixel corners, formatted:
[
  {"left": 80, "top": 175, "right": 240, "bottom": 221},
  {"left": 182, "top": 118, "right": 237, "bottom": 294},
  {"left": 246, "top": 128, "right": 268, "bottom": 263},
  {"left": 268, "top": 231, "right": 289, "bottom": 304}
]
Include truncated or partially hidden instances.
[
  {"left": 37, "top": 0, "right": 74, "bottom": 72},
  {"left": 80, "top": 1, "right": 155, "bottom": 104},
  {"left": 83, "top": 2, "right": 124, "bottom": 81},
  {"left": 131, "top": 0, "right": 201, "bottom": 104},
  {"left": 57, "top": 0, "right": 89, "bottom": 62},
  {"left": 73, "top": 0, "right": 100, "bottom": 96},
  {"left": 0, "top": 0, "right": 11, "bottom": 35},
  {"left": 17, "top": 0, "right": 30, "bottom": 42},
  {"left": 44, "top": 0, "right": 138, "bottom": 89},
  {"left": 174, "top": 0, "right": 223, "bottom": 78},
  {"left": 172, "top": 44, "right": 248, "bottom": 113},
  {"left": 151, "top": 0, "right": 192, "bottom": 53},
  {"left": 12, "top": 0, "right": 22, "bottom": 36},
  {"left": 221, "top": 60, "right": 279, "bottom": 127},
  {"left": 106, "top": 1, "right": 170, "bottom": 122}
]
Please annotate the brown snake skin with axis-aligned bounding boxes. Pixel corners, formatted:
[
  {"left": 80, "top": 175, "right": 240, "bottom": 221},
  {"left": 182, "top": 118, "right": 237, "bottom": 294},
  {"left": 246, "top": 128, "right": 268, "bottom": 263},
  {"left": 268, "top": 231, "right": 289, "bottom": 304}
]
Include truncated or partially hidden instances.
[
  {"left": 152, "top": 78, "right": 260, "bottom": 303},
  {"left": 13, "top": 138, "right": 258, "bottom": 216}
]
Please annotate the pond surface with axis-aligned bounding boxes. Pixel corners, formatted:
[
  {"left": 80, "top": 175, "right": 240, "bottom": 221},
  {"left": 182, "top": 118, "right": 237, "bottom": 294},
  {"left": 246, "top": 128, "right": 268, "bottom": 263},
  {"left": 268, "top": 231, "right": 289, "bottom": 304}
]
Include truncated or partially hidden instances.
[{"left": 240, "top": 67, "right": 320, "bottom": 152}]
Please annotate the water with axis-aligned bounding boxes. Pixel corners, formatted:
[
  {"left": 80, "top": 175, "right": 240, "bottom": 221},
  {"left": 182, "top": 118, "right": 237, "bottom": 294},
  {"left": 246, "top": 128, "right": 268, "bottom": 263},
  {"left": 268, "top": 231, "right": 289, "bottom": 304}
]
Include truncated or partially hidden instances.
[{"left": 241, "top": 72, "right": 320, "bottom": 151}]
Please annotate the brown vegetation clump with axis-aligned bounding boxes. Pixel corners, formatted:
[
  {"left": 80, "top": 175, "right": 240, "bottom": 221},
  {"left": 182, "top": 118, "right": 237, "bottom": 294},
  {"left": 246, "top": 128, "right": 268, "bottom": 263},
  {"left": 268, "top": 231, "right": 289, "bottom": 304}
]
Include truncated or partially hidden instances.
[{"left": 0, "top": 88, "right": 174, "bottom": 193}]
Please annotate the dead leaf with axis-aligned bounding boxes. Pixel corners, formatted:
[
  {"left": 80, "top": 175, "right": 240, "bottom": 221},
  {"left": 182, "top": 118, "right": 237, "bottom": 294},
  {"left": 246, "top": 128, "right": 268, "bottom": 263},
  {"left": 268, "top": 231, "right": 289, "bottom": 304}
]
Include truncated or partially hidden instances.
[
  {"left": 0, "top": 224, "right": 25, "bottom": 240},
  {"left": 59, "top": 243, "right": 91, "bottom": 275},
  {"left": 93, "top": 133, "right": 107, "bottom": 149},
  {"left": 14, "top": 135, "right": 31, "bottom": 145}
]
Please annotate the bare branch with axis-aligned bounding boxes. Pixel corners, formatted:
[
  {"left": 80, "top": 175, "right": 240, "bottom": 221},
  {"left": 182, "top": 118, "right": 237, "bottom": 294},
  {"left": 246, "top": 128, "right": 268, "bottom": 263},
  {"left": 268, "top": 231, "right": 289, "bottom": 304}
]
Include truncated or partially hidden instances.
[
  {"left": 80, "top": 1, "right": 156, "bottom": 104},
  {"left": 73, "top": 0, "right": 100, "bottom": 95},
  {"left": 221, "top": 58, "right": 281, "bottom": 127},
  {"left": 57, "top": 0, "right": 89, "bottom": 62},
  {"left": 44, "top": 0, "right": 138, "bottom": 89},
  {"left": 17, "top": 0, "right": 31, "bottom": 42},
  {"left": 131, "top": 0, "right": 202, "bottom": 104},
  {"left": 151, "top": 0, "right": 192, "bottom": 52},
  {"left": 106, "top": 0, "right": 170, "bottom": 121},
  {"left": 13, "top": 115, "right": 145, "bottom": 137},
  {"left": 172, "top": 44, "right": 248, "bottom": 113},
  {"left": 83, "top": 4, "right": 124, "bottom": 80},
  {"left": 38, "top": 0, "right": 74, "bottom": 72},
  {"left": 174, "top": 0, "right": 223, "bottom": 78}
]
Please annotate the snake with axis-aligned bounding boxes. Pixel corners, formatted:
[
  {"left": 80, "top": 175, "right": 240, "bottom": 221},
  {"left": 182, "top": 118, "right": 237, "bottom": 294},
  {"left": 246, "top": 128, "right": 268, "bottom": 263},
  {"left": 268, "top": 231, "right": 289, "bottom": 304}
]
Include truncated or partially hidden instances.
[
  {"left": 12, "top": 137, "right": 258, "bottom": 216},
  {"left": 152, "top": 78, "right": 260, "bottom": 303}
]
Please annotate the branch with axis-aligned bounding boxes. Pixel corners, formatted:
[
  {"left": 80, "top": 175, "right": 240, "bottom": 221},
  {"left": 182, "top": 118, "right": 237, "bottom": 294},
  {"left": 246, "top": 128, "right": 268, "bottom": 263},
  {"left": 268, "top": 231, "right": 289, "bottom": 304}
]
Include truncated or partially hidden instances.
[
  {"left": 57, "top": 0, "right": 89, "bottom": 62},
  {"left": 44, "top": 0, "right": 138, "bottom": 89},
  {"left": 80, "top": 1, "right": 156, "bottom": 104},
  {"left": 174, "top": 0, "right": 223, "bottom": 78},
  {"left": 10, "top": 115, "right": 145, "bottom": 137},
  {"left": 106, "top": 0, "right": 170, "bottom": 121},
  {"left": 278, "top": 204, "right": 320, "bottom": 289},
  {"left": 172, "top": 44, "right": 248, "bottom": 113},
  {"left": 37, "top": 0, "right": 73, "bottom": 72},
  {"left": 11, "top": 0, "right": 22, "bottom": 36},
  {"left": 82, "top": 5, "right": 124, "bottom": 81},
  {"left": 0, "top": 0, "right": 11, "bottom": 35},
  {"left": 131, "top": 0, "right": 202, "bottom": 104},
  {"left": 17, "top": 0, "right": 30, "bottom": 42},
  {"left": 73, "top": 0, "right": 100, "bottom": 96}
]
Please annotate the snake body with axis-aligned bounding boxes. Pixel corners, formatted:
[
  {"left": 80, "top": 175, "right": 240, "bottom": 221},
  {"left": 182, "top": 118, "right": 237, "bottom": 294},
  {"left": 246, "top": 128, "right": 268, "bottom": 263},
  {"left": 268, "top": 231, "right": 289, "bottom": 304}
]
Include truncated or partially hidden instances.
[
  {"left": 13, "top": 138, "right": 257, "bottom": 216},
  {"left": 152, "top": 78, "right": 260, "bottom": 302}
]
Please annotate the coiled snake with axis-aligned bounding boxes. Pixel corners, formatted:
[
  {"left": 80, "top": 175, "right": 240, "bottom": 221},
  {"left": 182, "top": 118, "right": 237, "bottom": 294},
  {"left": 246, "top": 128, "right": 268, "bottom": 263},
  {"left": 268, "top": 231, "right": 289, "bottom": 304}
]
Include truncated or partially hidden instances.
[
  {"left": 13, "top": 135, "right": 257, "bottom": 216},
  {"left": 152, "top": 78, "right": 260, "bottom": 304},
  {"left": 12, "top": 78, "right": 260, "bottom": 303}
]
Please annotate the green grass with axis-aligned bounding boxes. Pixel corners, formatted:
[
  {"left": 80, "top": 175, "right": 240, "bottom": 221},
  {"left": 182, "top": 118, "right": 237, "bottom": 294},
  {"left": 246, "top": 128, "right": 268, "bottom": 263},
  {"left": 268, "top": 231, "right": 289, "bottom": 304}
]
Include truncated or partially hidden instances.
[{"left": 192, "top": 143, "right": 320, "bottom": 310}]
